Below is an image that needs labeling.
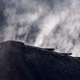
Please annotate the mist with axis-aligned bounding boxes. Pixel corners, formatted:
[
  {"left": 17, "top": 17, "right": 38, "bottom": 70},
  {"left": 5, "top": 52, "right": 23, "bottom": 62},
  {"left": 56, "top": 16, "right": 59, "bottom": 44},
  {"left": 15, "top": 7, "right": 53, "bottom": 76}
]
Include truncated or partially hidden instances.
[{"left": 1, "top": 0, "right": 80, "bottom": 56}]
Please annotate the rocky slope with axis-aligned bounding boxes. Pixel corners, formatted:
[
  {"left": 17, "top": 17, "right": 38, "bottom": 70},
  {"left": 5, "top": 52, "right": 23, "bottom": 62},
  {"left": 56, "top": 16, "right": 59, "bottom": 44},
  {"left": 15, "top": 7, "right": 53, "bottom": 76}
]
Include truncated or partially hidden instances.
[{"left": 0, "top": 41, "right": 80, "bottom": 80}]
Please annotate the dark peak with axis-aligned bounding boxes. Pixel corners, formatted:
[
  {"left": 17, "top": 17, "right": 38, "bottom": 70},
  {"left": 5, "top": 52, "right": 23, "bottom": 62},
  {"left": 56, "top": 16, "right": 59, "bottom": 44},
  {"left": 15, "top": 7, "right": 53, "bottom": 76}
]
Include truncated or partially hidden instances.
[
  {"left": 0, "top": 40, "right": 24, "bottom": 49},
  {"left": 1, "top": 40, "right": 24, "bottom": 45},
  {"left": 0, "top": 40, "right": 80, "bottom": 80}
]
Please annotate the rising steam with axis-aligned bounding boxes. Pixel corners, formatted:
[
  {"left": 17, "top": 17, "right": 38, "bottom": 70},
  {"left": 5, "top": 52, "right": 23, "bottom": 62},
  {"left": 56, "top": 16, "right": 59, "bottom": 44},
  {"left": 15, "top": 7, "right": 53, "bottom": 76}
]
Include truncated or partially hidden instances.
[{"left": 1, "top": 0, "right": 80, "bottom": 56}]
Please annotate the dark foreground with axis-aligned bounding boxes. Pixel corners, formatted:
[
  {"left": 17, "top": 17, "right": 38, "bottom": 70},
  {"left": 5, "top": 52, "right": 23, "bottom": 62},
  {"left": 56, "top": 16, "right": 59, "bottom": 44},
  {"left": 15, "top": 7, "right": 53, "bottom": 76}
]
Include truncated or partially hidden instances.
[{"left": 0, "top": 41, "right": 80, "bottom": 80}]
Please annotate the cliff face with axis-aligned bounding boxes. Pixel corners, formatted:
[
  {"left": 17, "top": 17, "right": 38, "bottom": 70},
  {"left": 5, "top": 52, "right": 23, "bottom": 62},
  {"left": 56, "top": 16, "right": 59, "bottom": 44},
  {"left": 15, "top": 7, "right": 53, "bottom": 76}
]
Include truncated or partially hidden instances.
[{"left": 0, "top": 41, "right": 80, "bottom": 80}]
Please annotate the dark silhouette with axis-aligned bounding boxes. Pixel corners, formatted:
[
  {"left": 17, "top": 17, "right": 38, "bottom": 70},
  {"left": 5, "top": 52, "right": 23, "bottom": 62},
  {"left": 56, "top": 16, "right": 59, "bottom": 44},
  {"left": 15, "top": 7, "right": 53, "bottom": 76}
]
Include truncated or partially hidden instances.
[
  {"left": 0, "top": 41, "right": 80, "bottom": 80},
  {"left": 43, "top": 48, "right": 55, "bottom": 52},
  {"left": 60, "top": 53, "right": 72, "bottom": 56}
]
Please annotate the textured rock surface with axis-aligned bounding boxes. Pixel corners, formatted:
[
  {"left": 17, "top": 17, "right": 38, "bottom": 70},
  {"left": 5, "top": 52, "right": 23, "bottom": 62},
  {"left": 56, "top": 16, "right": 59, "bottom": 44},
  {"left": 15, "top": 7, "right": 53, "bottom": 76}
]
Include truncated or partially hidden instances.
[{"left": 0, "top": 41, "right": 80, "bottom": 80}]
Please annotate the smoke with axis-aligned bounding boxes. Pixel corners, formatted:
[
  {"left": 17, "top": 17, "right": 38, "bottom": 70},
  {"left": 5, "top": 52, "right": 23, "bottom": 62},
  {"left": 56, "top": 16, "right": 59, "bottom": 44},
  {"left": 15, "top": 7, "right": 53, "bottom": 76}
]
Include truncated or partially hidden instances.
[{"left": 1, "top": 0, "right": 80, "bottom": 56}]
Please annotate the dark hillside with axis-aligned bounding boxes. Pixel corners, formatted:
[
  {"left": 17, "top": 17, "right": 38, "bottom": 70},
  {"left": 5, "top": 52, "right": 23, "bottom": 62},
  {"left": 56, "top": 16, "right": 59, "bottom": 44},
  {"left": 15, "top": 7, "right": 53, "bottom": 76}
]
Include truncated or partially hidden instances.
[{"left": 0, "top": 41, "right": 80, "bottom": 80}]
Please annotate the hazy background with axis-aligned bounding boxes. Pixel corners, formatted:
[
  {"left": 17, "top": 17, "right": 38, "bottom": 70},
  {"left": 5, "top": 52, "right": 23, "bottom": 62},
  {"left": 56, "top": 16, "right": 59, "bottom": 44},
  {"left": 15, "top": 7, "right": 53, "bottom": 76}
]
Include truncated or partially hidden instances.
[{"left": 0, "top": 0, "right": 80, "bottom": 56}]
